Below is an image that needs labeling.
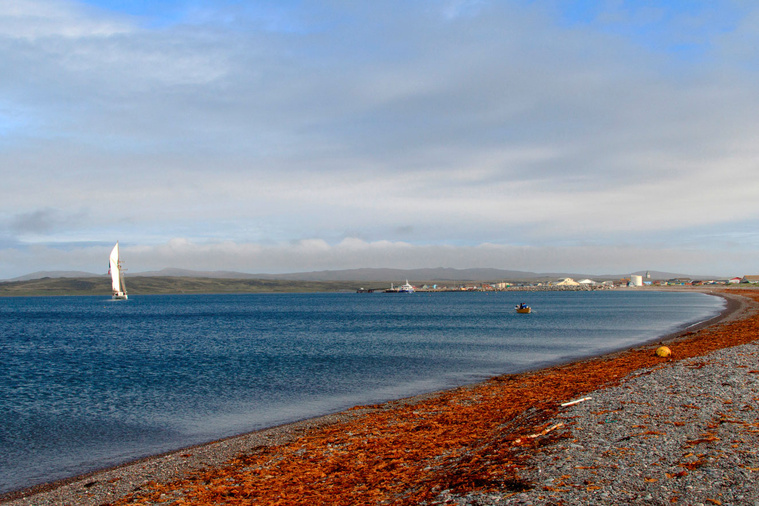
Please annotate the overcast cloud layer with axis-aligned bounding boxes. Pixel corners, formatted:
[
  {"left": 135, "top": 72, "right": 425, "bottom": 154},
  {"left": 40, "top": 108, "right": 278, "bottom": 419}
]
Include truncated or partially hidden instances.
[{"left": 1, "top": 0, "right": 758, "bottom": 279}]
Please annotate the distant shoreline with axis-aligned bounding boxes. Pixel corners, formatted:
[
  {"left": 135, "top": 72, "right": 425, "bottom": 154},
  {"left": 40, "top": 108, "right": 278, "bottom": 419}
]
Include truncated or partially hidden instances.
[{"left": 0, "top": 274, "right": 743, "bottom": 297}]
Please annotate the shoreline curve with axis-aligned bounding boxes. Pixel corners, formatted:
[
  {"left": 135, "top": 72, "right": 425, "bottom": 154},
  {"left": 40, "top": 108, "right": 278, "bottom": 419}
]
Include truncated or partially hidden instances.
[{"left": 2, "top": 287, "right": 754, "bottom": 505}]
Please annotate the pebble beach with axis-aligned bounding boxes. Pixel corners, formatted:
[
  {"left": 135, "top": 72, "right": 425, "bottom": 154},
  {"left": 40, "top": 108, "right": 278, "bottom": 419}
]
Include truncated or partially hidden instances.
[
  {"left": 3, "top": 288, "right": 758, "bottom": 506},
  {"left": 445, "top": 330, "right": 759, "bottom": 505}
]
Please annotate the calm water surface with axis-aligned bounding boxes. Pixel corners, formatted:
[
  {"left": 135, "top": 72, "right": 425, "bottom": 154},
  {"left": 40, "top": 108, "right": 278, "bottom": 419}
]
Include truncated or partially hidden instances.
[{"left": 0, "top": 290, "right": 723, "bottom": 493}]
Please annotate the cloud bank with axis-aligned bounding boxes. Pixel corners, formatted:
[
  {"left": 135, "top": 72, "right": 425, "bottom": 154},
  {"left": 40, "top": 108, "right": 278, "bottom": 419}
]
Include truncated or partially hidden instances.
[{"left": 1, "top": 0, "right": 758, "bottom": 278}]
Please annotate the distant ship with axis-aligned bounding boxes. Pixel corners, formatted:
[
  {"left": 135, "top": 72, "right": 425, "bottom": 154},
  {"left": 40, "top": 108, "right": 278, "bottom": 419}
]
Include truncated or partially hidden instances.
[
  {"left": 384, "top": 280, "right": 415, "bottom": 293},
  {"left": 109, "top": 242, "right": 128, "bottom": 300},
  {"left": 398, "top": 280, "right": 415, "bottom": 293}
]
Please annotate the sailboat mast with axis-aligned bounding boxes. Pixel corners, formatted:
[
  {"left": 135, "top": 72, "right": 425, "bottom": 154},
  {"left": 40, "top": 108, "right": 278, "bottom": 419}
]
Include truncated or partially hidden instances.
[{"left": 119, "top": 260, "right": 127, "bottom": 295}]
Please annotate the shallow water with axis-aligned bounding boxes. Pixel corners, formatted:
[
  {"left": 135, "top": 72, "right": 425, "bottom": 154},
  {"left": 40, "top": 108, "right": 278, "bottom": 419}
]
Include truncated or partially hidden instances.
[{"left": 0, "top": 290, "right": 723, "bottom": 494}]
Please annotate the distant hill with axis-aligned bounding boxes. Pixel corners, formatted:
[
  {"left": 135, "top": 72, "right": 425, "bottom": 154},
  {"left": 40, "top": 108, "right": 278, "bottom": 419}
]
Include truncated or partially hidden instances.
[
  {"left": 4, "top": 267, "right": 720, "bottom": 284},
  {"left": 134, "top": 267, "right": 723, "bottom": 282},
  {"left": 260, "top": 267, "right": 720, "bottom": 282},
  {"left": 0, "top": 276, "right": 358, "bottom": 297},
  {"left": 0, "top": 277, "right": 111, "bottom": 296},
  {"left": 9, "top": 271, "right": 103, "bottom": 282},
  {"left": 134, "top": 268, "right": 261, "bottom": 279},
  {"left": 257, "top": 267, "right": 588, "bottom": 282},
  {"left": 133, "top": 267, "right": 616, "bottom": 282},
  {"left": 254, "top": 268, "right": 536, "bottom": 282}
]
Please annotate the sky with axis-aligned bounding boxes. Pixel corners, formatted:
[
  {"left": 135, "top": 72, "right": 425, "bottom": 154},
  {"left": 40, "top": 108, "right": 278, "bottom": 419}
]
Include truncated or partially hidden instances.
[{"left": 2, "top": 0, "right": 759, "bottom": 279}]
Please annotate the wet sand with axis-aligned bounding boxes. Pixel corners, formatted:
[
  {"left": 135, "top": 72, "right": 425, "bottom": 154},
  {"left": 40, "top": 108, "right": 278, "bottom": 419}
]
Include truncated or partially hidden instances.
[{"left": 2, "top": 287, "right": 757, "bottom": 505}]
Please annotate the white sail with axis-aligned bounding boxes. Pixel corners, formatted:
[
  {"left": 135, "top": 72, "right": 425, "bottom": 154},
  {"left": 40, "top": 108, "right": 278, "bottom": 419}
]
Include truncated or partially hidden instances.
[{"left": 109, "top": 242, "right": 128, "bottom": 299}]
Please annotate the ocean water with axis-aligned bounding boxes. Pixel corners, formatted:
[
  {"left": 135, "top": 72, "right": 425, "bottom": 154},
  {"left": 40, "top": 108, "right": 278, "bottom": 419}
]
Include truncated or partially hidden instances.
[{"left": 0, "top": 290, "right": 723, "bottom": 494}]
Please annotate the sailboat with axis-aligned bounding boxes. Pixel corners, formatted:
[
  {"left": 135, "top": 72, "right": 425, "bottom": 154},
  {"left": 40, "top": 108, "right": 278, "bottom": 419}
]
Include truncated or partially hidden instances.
[{"left": 109, "top": 242, "right": 128, "bottom": 300}]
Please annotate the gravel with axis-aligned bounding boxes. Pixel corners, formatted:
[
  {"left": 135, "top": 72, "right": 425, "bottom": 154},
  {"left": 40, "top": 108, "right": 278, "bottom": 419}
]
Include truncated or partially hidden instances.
[{"left": 442, "top": 341, "right": 759, "bottom": 505}]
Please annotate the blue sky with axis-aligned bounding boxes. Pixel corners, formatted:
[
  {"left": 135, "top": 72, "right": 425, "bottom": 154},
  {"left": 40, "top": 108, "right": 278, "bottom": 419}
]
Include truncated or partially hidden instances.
[{"left": 1, "top": 0, "right": 759, "bottom": 278}]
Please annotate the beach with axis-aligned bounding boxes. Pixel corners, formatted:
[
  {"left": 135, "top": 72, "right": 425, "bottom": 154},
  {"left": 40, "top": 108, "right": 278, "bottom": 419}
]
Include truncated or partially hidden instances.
[{"left": 2, "top": 287, "right": 758, "bottom": 505}]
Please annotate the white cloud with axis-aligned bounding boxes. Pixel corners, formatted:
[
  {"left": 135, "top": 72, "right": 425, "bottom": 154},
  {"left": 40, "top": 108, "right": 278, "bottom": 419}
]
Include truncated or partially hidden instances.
[{"left": 2, "top": 1, "right": 759, "bottom": 278}]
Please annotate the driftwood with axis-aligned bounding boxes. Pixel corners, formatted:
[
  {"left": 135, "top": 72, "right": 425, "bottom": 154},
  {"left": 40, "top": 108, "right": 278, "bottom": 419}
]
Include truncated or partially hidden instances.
[
  {"left": 528, "top": 423, "right": 565, "bottom": 438},
  {"left": 561, "top": 396, "right": 592, "bottom": 407}
]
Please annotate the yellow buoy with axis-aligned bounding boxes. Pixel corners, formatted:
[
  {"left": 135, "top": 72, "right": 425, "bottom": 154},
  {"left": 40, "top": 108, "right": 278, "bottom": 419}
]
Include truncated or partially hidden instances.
[{"left": 655, "top": 346, "right": 672, "bottom": 358}]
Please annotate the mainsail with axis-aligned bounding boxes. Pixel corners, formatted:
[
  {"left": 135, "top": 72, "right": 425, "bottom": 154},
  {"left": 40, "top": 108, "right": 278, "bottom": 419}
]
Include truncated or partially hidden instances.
[{"left": 109, "top": 242, "right": 128, "bottom": 300}]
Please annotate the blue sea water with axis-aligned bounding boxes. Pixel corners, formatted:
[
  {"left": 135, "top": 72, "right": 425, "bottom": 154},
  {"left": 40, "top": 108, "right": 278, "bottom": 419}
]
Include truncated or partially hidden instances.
[{"left": 0, "top": 290, "right": 723, "bottom": 494}]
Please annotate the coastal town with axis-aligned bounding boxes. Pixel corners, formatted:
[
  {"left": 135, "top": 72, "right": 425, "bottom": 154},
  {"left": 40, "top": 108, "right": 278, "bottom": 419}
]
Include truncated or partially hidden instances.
[{"left": 365, "top": 273, "right": 759, "bottom": 293}]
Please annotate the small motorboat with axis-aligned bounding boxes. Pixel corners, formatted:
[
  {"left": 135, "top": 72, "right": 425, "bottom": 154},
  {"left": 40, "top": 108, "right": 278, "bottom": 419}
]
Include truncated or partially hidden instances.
[{"left": 515, "top": 303, "right": 531, "bottom": 314}]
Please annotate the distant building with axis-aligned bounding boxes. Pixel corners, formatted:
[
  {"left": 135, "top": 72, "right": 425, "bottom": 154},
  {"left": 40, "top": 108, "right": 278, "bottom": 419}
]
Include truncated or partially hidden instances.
[
  {"left": 556, "top": 278, "right": 580, "bottom": 286},
  {"left": 630, "top": 275, "right": 643, "bottom": 287},
  {"left": 578, "top": 279, "right": 597, "bottom": 285},
  {"left": 741, "top": 275, "right": 759, "bottom": 284},
  {"left": 728, "top": 277, "right": 743, "bottom": 284}
]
